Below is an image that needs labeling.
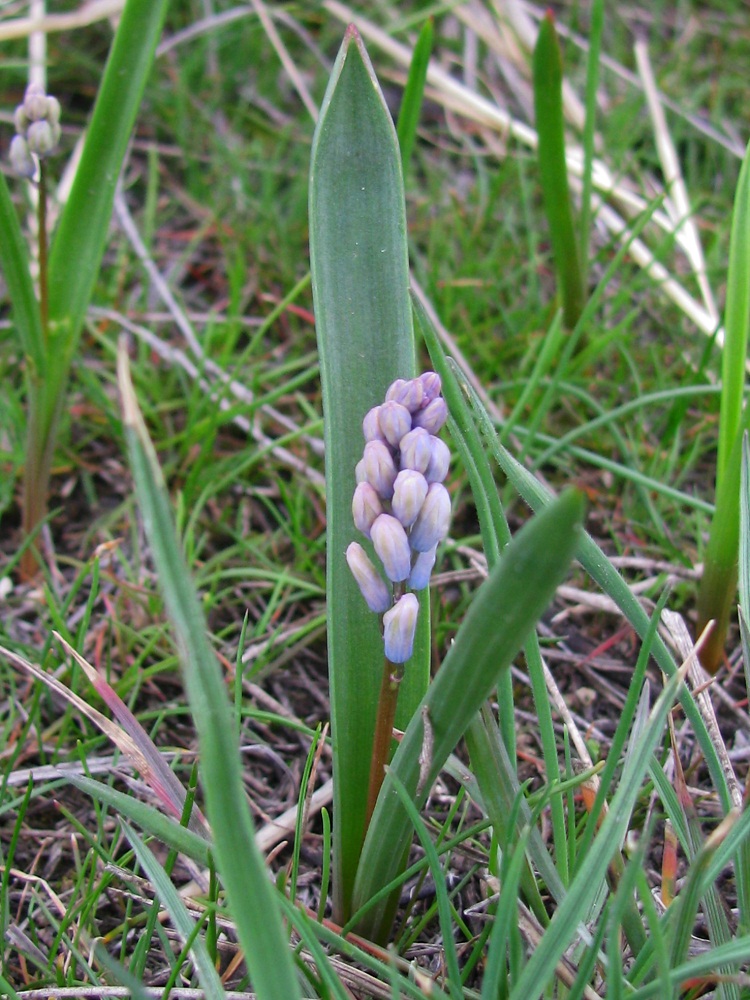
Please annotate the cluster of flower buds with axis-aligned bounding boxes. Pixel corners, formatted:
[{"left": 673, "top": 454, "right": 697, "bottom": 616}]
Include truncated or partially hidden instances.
[
  {"left": 346, "top": 372, "right": 450, "bottom": 663},
  {"left": 9, "top": 83, "right": 61, "bottom": 178}
]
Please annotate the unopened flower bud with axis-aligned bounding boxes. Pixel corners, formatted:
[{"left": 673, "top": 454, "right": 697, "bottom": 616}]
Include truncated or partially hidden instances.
[
  {"left": 13, "top": 106, "right": 29, "bottom": 135},
  {"left": 26, "top": 120, "right": 56, "bottom": 156},
  {"left": 391, "top": 469, "right": 428, "bottom": 528},
  {"left": 9, "top": 135, "right": 34, "bottom": 177},
  {"left": 362, "top": 440, "right": 397, "bottom": 499},
  {"left": 363, "top": 405, "right": 385, "bottom": 442},
  {"left": 23, "top": 83, "right": 48, "bottom": 121},
  {"left": 352, "top": 481, "right": 383, "bottom": 537},
  {"left": 346, "top": 542, "right": 391, "bottom": 613},
  {"left": 410, "top": 483, "right": 451, "bottom": 552},
  {"left": 371, "top": 513, "right": 411, "bottom": 582},
  {"left": 424, "top": 436, "right": 451, "bottom": 484},
  {"left": 419, "top": 372, "right": 442, "bottom": 403},
  {"left": 378, "top": 400, "right": 411, "bottom": 448},
  {"left": 409, "top": 544, "right": 438, "bottom": 590},
  {"left": 399, "top": 427, "right": 432, "bottom": 475},
  {"left": 413, "top": 397, "right": 448, "bottom": 435},
  {"left": 386, "top": 376, "right": 423, "bottom": 413},
  {"left": 383, "top": 593, "right": 419, "bottom": 663},
  {"left": 45, "top": 96, "right": 61, "bottom": 127}
]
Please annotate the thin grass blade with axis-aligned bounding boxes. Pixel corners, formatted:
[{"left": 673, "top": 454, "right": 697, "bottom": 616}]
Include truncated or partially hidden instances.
[
  {"left": 123, "top": 824, "right": 225, "bottom": 999},
  {"left": 0, "top": 171, "right": 44, "bottom": 369},
  {"left": 396, "top": 18, "right": 433, "bottom": 172},
  {"left": 117, "top": 343, "right": 302, "bottom": 1000},
  {"left": 533, "top": 11, "right": 584, "bottom": 329},
  {"left": 697, "top": 140, "right": 750, "bottom": 672}
]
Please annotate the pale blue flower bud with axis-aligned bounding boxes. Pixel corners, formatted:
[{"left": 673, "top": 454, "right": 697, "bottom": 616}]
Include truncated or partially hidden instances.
[
  {"left": 391, "top": 469, "right": 428, "bottom": 528},
  {"left": 362, "top": 440, "right": 397, "bottom": 499},
  {"left": 352, "top": 481, "right": 383, "bottom": 537},
  {"left": 399, "top": 427, "right": 432, "bottom": 475},
  {"left": 419, "top": 371, "right": 442, "bottom": 403},
  {"left": 413, "top": 397, "right": 448, "bottom": 435},
  {"left": 409, "top": 544, "right": 438, "bottom": 590},
  {"left": 424, "top": 436, "right": 451, "bottom": 484},
  {"left": 410, "top": 483, "right": 451, "bottom": 552},
  {"left": 9, "top": 135, "right": 34, "bottom": 178},
  {"left": 363, "top": 405, "right": 385, "bottom": 442},
  {"left": 378, "top": 400, "right": 411, "bottom": 448},
  {"left": 371, "top": 513, "right": 411, "bottom": 582},
  {"left": 386, "top": 377, "right": 423, "bottom": 413},
  {"left": 346, "top": 542, "right": 391, "bottom": 613},
  {"left": 383, "top": 593, "right": 419, "bottom": 663},
  {"left": 355, "top": 459, "right": 366, "bottom": 484}
]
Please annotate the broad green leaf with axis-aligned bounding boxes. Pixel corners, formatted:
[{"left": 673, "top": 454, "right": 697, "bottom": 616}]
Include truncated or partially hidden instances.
[
  {"left": 117, "top": 345, "right": 302, "bottom": 1000},
  {"left": 352, "top": 488, "right": 585, "bottom": 939},
  {"left": 309, "top": 26, "right": 427, "bottom": 922}
]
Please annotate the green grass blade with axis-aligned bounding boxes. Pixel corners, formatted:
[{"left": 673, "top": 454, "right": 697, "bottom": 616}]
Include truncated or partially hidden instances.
[
  {"left": 697, "top": 139, "right": 750, "bottom": 672},
  {"left": 123, "top": 824, "right": 226, "bottom": 999},
  {"left": 396, "top": 18, "right": 433, "bottom": 172},
  {"left": 579, "top": 0, "right": 604, "bottom": 277},
  {"left": 67, "top": 775, "right": 212, "bottom": 866},
  {"left": 430, "top": 351, "right": 731, "bottom": 811},
  {"left": 28, "top": 0, "right": 169, "bottom": 507},
  {"left": 509, "top": 663, "right": 687, "bottom": 999},
  {"left": 533, "top": 11, "right": 585, "bottom": 329},
  {"left": 117, "top": 344, "right": 302, "bottom": 1000},
  {"left": 309, "top": 26, "right": 427, "bottom": 922},
  {"left": 0, "top": 170, "right": 44, "bottom": 370},
  {"left": 352, "top": 488, "right": 585, "bottom": 939}
]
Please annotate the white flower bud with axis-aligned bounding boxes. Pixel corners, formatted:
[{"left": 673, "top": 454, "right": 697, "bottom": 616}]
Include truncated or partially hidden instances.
[
  {"left": 9, "top": 135, "right": 35, "bottom": 178},
  {"left": 26, "top": 120, "right": 55, "bottom": 156},
  {"left": 383, "top": 593, "right": 419, "bottom": 663}
]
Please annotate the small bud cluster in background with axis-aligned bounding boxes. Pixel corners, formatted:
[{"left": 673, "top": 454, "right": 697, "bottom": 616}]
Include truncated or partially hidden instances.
[
  {"left": 346, "top": 372, "right": 450, "bottom": 663},
  {"left": 9, "top": 83, "right": 61, "bottom": 178}
]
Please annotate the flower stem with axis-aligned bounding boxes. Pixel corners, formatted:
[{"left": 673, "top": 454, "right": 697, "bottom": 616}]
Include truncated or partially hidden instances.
[{"left": 365, "top": 654, "right": 404, "bottom": 830}]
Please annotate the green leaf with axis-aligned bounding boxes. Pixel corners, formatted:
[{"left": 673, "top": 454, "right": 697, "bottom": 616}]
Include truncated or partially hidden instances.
[
  {"left": 0, "top": 171, "right": 44, "bottom": 370},
  {"left": 352, "top": 489, "right": 585, "bottom": 939},
  {"left": 117, "top": 345, "right": 302, "bottom": 1000},
  {"left": 124, "top": 824, "right": 226, "bottom": 999},
  {"left": 309, "top": 26, "right": 427, "bottom": 922},
  {"left": 396, "top": 18, "right": 434, "bottom": 173},
  {"left": 697, "top": 139, "right": 750, "bottom": 672},
  {"left": 533, "top": 12, "right": 584, "bottom": 329}
]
